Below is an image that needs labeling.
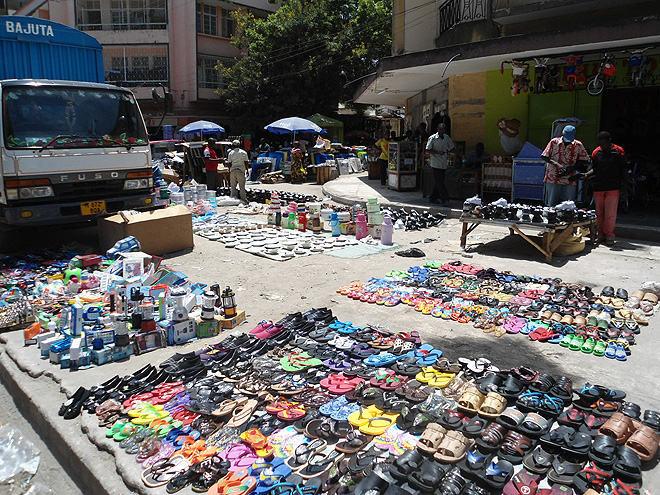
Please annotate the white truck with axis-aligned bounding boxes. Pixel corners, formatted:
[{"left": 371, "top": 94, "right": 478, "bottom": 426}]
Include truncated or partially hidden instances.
[{"left": 0, "top": 79, "right": 155, "bottom": 230}]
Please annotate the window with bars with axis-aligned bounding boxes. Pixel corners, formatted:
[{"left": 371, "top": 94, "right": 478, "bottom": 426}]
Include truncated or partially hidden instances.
[
  {"left": 221, "top": 9, "right": 235, "bottom": 38},
  {"left": 198, "top": 4, "right": 218, "bottom": 36},
  {"left": 153, "top": 56, "right": 168, "bottom": 69},
  {"left": 79, "top": 0, "right": 102, "bottom": 30},
  {"left": 198, "top": 55, "right": 229, "bottom": 89}
]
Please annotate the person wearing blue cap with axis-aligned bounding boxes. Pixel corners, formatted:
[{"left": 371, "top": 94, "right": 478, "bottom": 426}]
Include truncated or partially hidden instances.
[{"left": 541, "top": 125, "right": 590, "bottom": 206}]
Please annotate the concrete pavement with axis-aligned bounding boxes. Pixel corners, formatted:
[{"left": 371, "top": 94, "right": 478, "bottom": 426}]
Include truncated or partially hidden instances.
[
  {"left": 1, "top": 177, "right": 660, "bottom": 494},
  {"left": 321, "top": 171, "right": 660, "bottom": 241}
]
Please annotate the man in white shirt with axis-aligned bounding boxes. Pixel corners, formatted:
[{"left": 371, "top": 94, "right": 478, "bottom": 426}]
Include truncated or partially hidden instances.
[
  {"left": 227, "top": 139, "right": 250, "bottom": 203},
  {"left": 426, "top": 123, "right": 454, "bottom": 205}
]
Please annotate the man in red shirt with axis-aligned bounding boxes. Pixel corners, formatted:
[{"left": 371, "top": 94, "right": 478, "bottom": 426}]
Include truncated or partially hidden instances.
[
  {"left": 541, "top": 125, "right": 590, "bottom": 206},
  {"left": 578, "top": 131, "right": 628, "bottom": 246},
  {"left": 204, "top": 138, "right": 221, "bottom": 191}
]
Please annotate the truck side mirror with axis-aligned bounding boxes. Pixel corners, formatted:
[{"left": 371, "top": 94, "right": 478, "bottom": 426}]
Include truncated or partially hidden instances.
[
  {"left": 164, "top": 92, "right": 174, "bottom": 114},
  {"left": 152, "top": 88, "right": 162, "bottom": 103}
]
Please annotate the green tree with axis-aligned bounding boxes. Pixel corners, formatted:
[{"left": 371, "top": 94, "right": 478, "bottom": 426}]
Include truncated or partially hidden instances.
[{"left": 218, "top": 0, "right": 391, "bottom": 119}]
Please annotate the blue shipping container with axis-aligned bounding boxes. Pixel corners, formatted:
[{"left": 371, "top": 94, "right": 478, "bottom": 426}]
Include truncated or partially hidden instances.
[{"left": 0, "top": 16, "right": 104, "bottom": 83}]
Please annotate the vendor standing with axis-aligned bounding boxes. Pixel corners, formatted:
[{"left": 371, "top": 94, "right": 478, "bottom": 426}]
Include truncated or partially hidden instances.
[
  {"left": 426, "top": 123, "right": 454, "bottom": 206},
  {"left": 577, "top": 131, "right": 628, "bottom": 246},
  {"left": 375, "top": 132, "right": 393, "bottom": 186},
  {"left": 204, "top": 138, "right": 221, "bottom": 191},
  {"left": 227, "top": 139, "right": 249, "bottom": 203},
  {"left": 541, "top": 125, "right": 590, "bottom": 206}
]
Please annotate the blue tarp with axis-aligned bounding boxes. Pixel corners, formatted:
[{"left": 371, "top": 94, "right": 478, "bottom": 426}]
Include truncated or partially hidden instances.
[{"left": 516, "top": 141, "right": 544, "bottom": 160}]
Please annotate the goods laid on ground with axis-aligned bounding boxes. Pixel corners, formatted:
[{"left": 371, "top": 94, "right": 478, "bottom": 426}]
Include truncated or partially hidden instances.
[
  {"left": 60, "top": 308, "right": 659, "bottom": 494},
  {"left": 2, "top": 241, "right": 243, "bottom": 368},
  {"left": 338, "top": 261, "right": 658, "bottom": 361}
]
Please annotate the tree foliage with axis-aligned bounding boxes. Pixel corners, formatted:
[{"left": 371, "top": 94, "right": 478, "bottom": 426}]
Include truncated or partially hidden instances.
[{"left": 218, "top": 0, "right": 391, "bottom": 119}]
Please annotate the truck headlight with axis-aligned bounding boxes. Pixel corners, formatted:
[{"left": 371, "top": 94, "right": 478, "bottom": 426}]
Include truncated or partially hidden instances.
[
  {"left": 16, "top": 186, "right": 53, "bottom": 199},
  {"left": 124, "top": 178, "right": 153, "bottom": 190}
]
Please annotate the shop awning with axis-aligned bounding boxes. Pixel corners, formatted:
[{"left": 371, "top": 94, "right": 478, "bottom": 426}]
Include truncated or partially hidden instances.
[
  {"left": 307, "top": 113, "right": 344, "bottom": 143},
  {"left": 354, "top": 15, "right": 660, "bottom": 106}
]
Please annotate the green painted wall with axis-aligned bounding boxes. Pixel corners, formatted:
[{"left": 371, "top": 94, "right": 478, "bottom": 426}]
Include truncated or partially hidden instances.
[
  {"left": 484, "top": 69, "right": 529, "bottom": 156},
  {"left": 484, "top": 67, "right": 602, "bottom": 155}
]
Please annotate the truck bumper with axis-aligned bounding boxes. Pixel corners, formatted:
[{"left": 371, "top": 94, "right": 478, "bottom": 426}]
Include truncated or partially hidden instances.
[{"left": 0, "top": 193, "right": 156, "bottom": 226}]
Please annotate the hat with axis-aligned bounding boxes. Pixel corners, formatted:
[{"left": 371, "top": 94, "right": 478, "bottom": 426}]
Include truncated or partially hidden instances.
[
  {"left": 562, "top": 125, "right": 576, "bottom": 143},
  {"left": 232, "top": 139, "right": 240, "bottom": 146}
]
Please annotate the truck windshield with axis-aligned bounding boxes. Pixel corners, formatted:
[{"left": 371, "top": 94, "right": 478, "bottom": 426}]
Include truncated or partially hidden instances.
[{"left": 3, "top": 87, "right": 148, "bottom": 149}]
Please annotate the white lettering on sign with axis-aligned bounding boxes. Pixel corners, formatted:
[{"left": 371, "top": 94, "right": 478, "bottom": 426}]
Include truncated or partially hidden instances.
[{"left": 5, "top": 21, "right": 55, "bottom": 37}]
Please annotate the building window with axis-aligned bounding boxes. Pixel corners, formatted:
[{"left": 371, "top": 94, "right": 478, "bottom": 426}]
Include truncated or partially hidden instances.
[
  {"left": 111, "top": 0, "right": 128, "bottom": 30},
  {"left": 198, "top": 55, "right": 226, "bottom": 89},
  {"left": 221, "top": 9, "right": 235, "bottom": 38},
  {"left": 79, "top": 0, "right": 102, "bottom": 30},
  {"left": 153, "top": 56, "right": 168, "bottom": 70},
  {"left": 132, "top": 56, "right": 149, "bottom": 70},
  {"left": 200, "top": 4, "right": 217, "bottom": 36},
  {"left": 112, "top": 57, "right": 126, "bottom": 72}
]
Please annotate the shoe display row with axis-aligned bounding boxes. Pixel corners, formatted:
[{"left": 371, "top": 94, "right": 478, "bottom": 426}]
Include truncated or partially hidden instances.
[
  {"left": 58, "top": 307, "right": 659, "bottom": 495},
  {"left": 337, "top": 260, "right": 658, "bottom": 361}
]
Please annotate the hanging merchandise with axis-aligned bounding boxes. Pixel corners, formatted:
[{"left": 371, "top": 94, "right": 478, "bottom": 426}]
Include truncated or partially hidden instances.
[
  {"left": 501, "top": 60, "right": 531, "bottom": 95},
  {"left": 560, "top": 55, "right": 586, "bottom": 92}
]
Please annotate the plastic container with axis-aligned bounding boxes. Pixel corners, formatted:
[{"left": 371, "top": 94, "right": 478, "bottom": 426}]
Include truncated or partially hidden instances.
[
  {"left": 298, "top": 212, "right": 307, "bottom": 232},
  {"left": 337, "top": 211, "right": 350, "bottom": 223},
  {"left": 381, "top": 214, "right": 393, "bottom": 245},
  {"left": 366, "top": 203, "right": 381, "bottom": 213},
  {"left": 171, "top": 192, "right": 185, "bottom": 205},
  {"left": 307, "top": 202, "right": 322, "bottom": 215},
  {"left": 330, "top": 212, "right": 341, "bottom": 237},
  {"left": 312, "top": 212, "right": 322, "bottom": 234},
  {"left": 288, "top": 212, "right": 296, "bottom": 229},
  {"left": 321, "top": 208, "right": 333, "bottom": 231},
  {"left": 356, "top": 212, "right": 367, "bottom": 240}
]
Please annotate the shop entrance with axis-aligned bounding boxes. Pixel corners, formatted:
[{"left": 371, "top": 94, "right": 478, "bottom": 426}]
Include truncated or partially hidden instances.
[{"left": 601, "top": 88, "right": 660, "bottom": 208}]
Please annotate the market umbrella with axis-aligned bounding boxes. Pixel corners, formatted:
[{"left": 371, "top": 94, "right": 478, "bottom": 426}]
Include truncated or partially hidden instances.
[
  {"left": 264, "top": 117, "right": 324, "bottom": 139},
  {"left": 179, "top": 120, "right": 225, "bottom": 135}
]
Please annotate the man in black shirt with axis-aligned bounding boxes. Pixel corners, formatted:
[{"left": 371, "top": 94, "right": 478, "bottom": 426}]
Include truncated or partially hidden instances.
[{"left": 578, "top": 131, "right": 628, "bottom": 246}]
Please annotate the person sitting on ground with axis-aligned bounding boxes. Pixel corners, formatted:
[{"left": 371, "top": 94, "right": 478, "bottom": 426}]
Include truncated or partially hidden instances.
[{"left": 466, "top": 142, "right": 491, "bottom": 168}]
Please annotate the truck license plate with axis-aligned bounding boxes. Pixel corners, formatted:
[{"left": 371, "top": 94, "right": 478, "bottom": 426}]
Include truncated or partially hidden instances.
[{"left": 80, "top": 200, "right": 106, "bottom": 215}]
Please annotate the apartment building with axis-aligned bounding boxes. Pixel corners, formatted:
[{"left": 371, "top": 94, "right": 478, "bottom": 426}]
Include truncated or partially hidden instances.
[
  {"left": 354, "top": 0, "right": 660, "bottom": 157},
  {"left": 6, "top": 0, "right": 278, "bottom": 131}
]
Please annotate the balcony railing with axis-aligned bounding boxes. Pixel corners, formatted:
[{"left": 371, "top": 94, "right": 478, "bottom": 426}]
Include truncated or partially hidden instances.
[
  {"left": 77, "top": 7, "right": 167, "bottom": 31},
  {"left": 438, "top": 0, "right": 490, "bottom": 36},
  {"left": 106, "top": 69, "right": 168, "bottom": 86}
]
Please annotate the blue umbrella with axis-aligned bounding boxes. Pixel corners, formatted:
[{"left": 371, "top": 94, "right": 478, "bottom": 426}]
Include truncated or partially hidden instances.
[
  {"left": 179, "top": 120, "right": 225, "bottom": 135},
  {"left": 264, "top": 117, "right": 324, "bottom": 136}
]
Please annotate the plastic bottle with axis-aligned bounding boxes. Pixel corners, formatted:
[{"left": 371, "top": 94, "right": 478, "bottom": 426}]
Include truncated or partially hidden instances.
[
  {"left": 381, "top": 214, "right": 393, "bottom": 245},
  {"left": 356, "top": 212, "right": 367, "bottom": 240},
  {"left": 298, "top": 211, "right": 307, "bottom": 232},
  {"left": 330, "top": 212, "right": 341, "bottom": 237},
  {"left": 312, "top": 212, "right": 321, "bottom": 234},
  {"left": 288, "top": 212, "right": 296, "bottom": 229}
]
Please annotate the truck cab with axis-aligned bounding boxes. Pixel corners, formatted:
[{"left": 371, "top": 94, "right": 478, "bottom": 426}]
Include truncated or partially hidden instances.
[{"left": 0, "top": 79, "right": 155, "bottom": 226}]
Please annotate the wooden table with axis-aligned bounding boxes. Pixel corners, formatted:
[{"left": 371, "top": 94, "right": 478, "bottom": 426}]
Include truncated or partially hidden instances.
[{"left": 460, "top": 217, "right": 597, "bottom": 262}]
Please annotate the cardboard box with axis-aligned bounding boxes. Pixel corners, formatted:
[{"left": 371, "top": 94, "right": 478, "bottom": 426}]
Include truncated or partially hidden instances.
[
  {"left": 195, "top": 317, "right": 220, "bottom": 339},
  {"left": 98, "top": 205, "right": 194, "bottom": 256},
  {"left": 219, "top": 309, "right": 246, "bottom": 330},
  {"left": 113, "top": 344, "right": 133, "bottom": 361}
]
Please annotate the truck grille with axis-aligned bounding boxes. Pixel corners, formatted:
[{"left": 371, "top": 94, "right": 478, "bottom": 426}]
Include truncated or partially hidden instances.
[{"left": 52, "top": 180, "right": 129, "bottom": 201}]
